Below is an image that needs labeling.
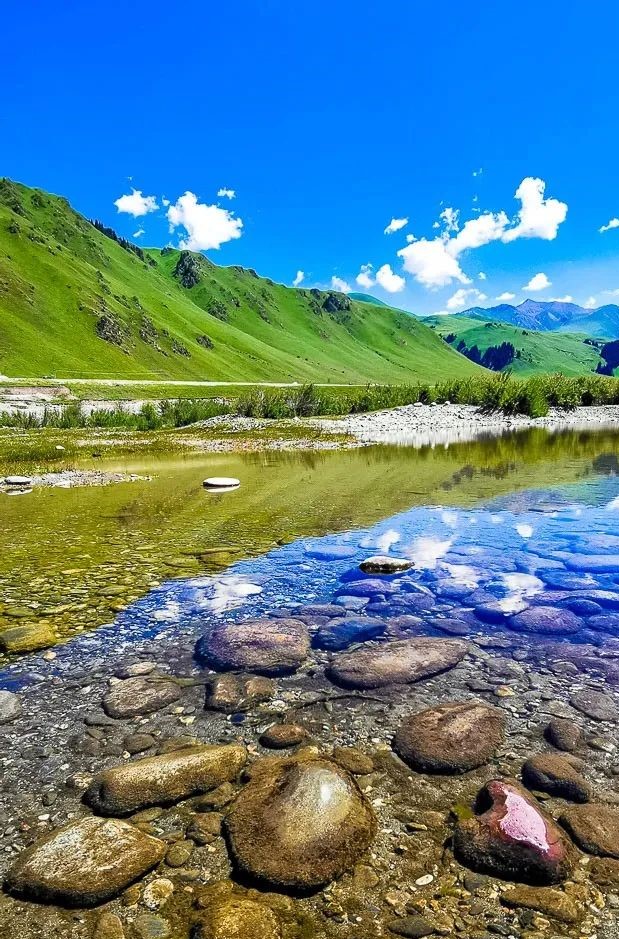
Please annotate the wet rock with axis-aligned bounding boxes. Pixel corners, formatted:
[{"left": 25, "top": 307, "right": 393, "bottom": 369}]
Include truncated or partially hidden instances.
[
  {"left": 103, "top": 677, "right": 181, "bottom": 719},
  {"left": 359, "top": 556, "right": 412, "bottom": 574},
  {"left": 143, "top": 877, "right": 174, "bottom": 910},
  {"left": 453, "top": 779, "right": 575, "bottom": 884},
  {"left": 193, "top": 896, "right": 282, "bottom": 939},
  {"left": 501, "top": 885, "right": 581, "bottom": 923},
  {"left": 85, "top": 744, "right": 247, "bottom": 815},
  {"left": 0, "top": 689, "right": 22, "bottom": 723},
  {"left": 4, "top": 816, "right": 165, "bottom": 906},
  {"left": 133, "top": 913, "right": 170, "bottom": 938},
  {"left": 588, "top": 856, "right": 619, "bottom": 887},
  {"left": 206, "top": 674, "right": 275, "bottom": 713},
  {"left": 432, "top": 617, "right": 471, "bottom": 636},
  {"left": 314, "top": 615, "right": 385, "bottom": 650},
  {"left": 560, "top": 803, "right": 619, "bottom": 857},
  {"left": 0, "top": 623, "right": 55, "bottom": 653},
  {"left": 388, "top": 914, "right": 436, "bottom": 937},
  {"left": 165, "top": 841, "right": 193, "bottom": 866},
  {"left": 124, "top": 733, "right": 156, "bottom": 755},
  {"left": 393, "top": 701, "right": 506, "bottom": 774},
  {"left": 328, "top": 638, "right": 468, "bottom": 689},
  {"left": 225, "top": 757, "right": 377, "bottom": 889},
  {"left": 545, "top": 718, "right": 581, "bottom": 752},
  {"left": 570, "top": 688, "right": 616, "bottom": 721},
  {"left": 259, "top": 723, "right": 308, "bottom": 749},
  {"left": 332, "top": 746, "right": 374, "bottom": 775},
  {"left": 193, "top": 783, "right": 235, "bottom": 811},
  {"left": 186, "top": 813, "right": 223, "bottom": 845},
  {"left": 508, "top": 606, "right": 581, "bottom": 635},
  {"left": 116, "top": 661, "right": 157, "bottom": 678},
  {"left": 335, "top": 578, "right": 398, "bottom": 598},
  {"left": 586, "top": 613, "right": 619, "bottom": 632},
  {"left": 197, "top": 618, "right": 310, "bottom": 676},
  {"left": 567, "top": 554, "right": 619, "bottom": 573},
  {"left": 94, "top": 912, "right": 126, "bottom": 939},
  {"left": 522, "top": 753, "right": 591, "bottom": 802}
]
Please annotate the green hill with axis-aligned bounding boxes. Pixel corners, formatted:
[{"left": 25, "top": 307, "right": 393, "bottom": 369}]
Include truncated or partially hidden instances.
[
  {"left": 0, "top": 179, "right": 480, "bottom": 382},
  {"left": 348, "top": 292, "right": 391, "bottom": 307},
  {"left": 425, "top": 315, "right": 608, "bottom": 376}
]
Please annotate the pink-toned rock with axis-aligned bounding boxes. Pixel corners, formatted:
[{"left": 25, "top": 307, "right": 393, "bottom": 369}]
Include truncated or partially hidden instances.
[{"left": 454, "top": 779, "right": 575, "bottom": 884}]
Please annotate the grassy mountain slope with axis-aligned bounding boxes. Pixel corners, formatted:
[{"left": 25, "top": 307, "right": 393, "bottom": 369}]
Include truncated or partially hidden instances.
[
  {"left": 426, "top": 315, "right": 607, "bottom": 376},
  {"left": 0, "top": 179, "right": 480, "bottom": 382}
]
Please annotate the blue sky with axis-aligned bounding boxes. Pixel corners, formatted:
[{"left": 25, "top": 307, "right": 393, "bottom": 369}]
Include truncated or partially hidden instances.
[{"left": 3, "top": 0, "right": 619, "bottom": 315}]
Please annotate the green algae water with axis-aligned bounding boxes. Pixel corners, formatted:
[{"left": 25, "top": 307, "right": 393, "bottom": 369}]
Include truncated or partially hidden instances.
[{"left": 2, "top": 426, "right": 619, "bottom": 654}]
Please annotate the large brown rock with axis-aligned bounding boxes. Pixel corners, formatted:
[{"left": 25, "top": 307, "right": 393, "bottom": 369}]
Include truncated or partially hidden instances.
[
  {"left": 102, "top": 677, "right": 181, "bottom": 719},
  {"left": 4, "top": 816, "right": 165, "bottom": 906},
  {"left": 501, "top": 886, "right": 581, "bottom": 924},
  {"left": 193, "top": 897, "right": 282, "bottom": 939},
  {"left": 560, "top": 804, "right": 619, "bottom": 857},
  {"left": 206, "top": 674, "right": 275, "bottom": 713},
  {"left": 393, "top": 701, "right": 505, "bottom": 774},
  {"left": 85, "top": 744, "right": 246, "bottom": 815},
  {"left": 453, "top": 779, "right": 575, "bottom": 884},
  {"left": 225, "top": 757, "right": 377, "bottom": 889},
  {"left": 197, "top": 618, "right": 310, "bottom": 676},
  {"left": 522, "top": 753, "right": 591, "bottom": 802},
  {"left": 570, "top": 689, "right": 616, "bottom": 722},
  {"left": 327, "top": 638, "right": 468, "bottom": 689}
]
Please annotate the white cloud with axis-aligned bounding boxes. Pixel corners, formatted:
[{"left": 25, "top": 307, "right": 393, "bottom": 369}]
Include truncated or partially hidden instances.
[
  {"left": 584, "top": 296, "right": 597, "bottom": 308},
  {"left": 356, "top": 263, "right": 375, "bottom": 289},
  {"left": 132, "top": 228, "right": 145, "bottom": 238},
  {"left": 114, "top": 188, "right": 159, "bottom": 217},
  {"left": 405, "top": 233, "right": 416, "bottom": 243},
  {"left": 473, "top": 167, "right": 483, "bottom": 177},
  {"left": 553, "top": 295, "right": 574, "bottom": 303},
  {"left": 217, "top": 188, "right": 236, "bottom": 200},
  {"left": 331, "top": 276, "right": 351, "bottom": 293},
  {"left": 375, "top": 264, "right": 406, "bottom": 293},
  {"left": 451, "top": 211, "right": 510, "bottom": 254},
  {"left": 599, "top": 218, "right": 619, "bottom": 233},
  {"left": 398, "top": 238, "right": 470, "bottom": 289},
  {"left": 162, "top": 197, "right": 170, "bottom": 207},
  {"left": 496, "top": 292, "right": 516, "bottom": 301},
  {"left": 523, "top": 272, "right": 551, "bottom": 291},
  {"left": 478, "top": 271, "right": 487, "bottom": 281},
  {"left": 502, "top": 177, "right": 567, "bottom": 243},
  {"left": 439, "top": 207, "right": 460, "bottom": 232},
  {"left": 384, "top": 217, "right": 408, "bottom": 235},
  {"left": 446, "top": 287, "right": 487, "bottom": 311},
  {"left": 293, "top": 270, "right": 304, "bottom": 287},
  {"left": 167, "top": 192, "right": 243, "bottom": 251}
]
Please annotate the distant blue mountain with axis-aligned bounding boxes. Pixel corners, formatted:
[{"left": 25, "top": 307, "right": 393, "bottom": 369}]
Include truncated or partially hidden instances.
[{"left": 453, "top": 299, "right": 619, "bottom": 338}]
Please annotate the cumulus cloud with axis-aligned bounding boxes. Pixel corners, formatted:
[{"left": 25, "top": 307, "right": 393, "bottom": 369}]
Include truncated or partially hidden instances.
[
  {"left": 375, "top": 264, "right": 405, "bottom": 293},
  {"left": 217, "top": 188, "right": 236, "bottom": 200},
  {"left": 584, "top": 296, "right": 598, "bottom": 308},
  {"left": 478, "top": 271, "right": 487, "bottom": 281},
  {"left": 496, "top": 292, "right": 516, "bottom": 301},
  {"left": 114, "top": 188, "right": 159, "bottom": 217},
  {"left": 502, "top": 177, "right": 567, "bottom": 243},
  {"left": 398, "top": 238, "right": 470, "bottom": 289},
  {"left": 167, "top": 192, "right": 243, "bottom": 251},
  {"left": 553, "top": 295, "right": 574, "bottom": 303},
  {"left": 356, "top": 263, "right": 375, "bottom": 289},
  {"left": 446, "top": 287, "right": 487, "bottom": 311},
  {"left": 439, "top": 207, "right": 460, "bottom": 232},
  {"left": 132, "top": 228, "right": 145, "bottom": 238},
  {"left": 292, "top": 270, "right": 304, "bottom": 287},
  {"left": 451, "top": 211, "right": 510, "bottom": 253},
  {"left": 523, "top": 272, "right": 551, "bottom": 291},
  {"left": 331, "top": 276, "right": 351, "bottom": 293},
  {"left": 384, "top": 217, "right": 408, "bottom": 235},
  {"left": 600, "top": 218, "right": 619, "bottom": 233}
]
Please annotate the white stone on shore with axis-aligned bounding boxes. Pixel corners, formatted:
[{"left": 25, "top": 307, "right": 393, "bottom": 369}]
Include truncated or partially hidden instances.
[
  {"left": 203, "top": 477, "right": 240, "bottom": 490},
  {"left": 4, "top": 476, "right": 33, "bottom": 486}
]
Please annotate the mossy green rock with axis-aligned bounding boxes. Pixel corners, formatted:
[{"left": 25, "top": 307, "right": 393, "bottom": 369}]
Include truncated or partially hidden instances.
[
  {"left": 4, "top": 816, "right": 165, "bottom": 906},
  {"left": 85, "top": 744, "right": 247, "bottom": 815},
  {"left": 0, "top": 622, "right": 55, "bottom": 653},
  {"left": 193, "top": 897, "right": 282, "bottom": 939},
  {"left": 225, "top": 757, "right": 377, "bottom": 889}
]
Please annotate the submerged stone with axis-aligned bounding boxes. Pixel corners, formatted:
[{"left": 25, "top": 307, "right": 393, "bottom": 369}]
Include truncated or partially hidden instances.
[
  {"left": 193, "top": 897, "right": 282, "bottom": 939},
  {"left": 327, "top": 638, "right": 468, "bottom": 689},
  {"left": 545, "top": 718, "right": 582, "bottom": 752},
  {"left": 0, "top": 690, "right": 21, "bottom": 723},
  {"left": 508, "top": 606, "right": 581, "bottom": 635},
  {"left": 570, "top": 689, "right": 616, "bottom": 722},
  {"left": 205, "top": 674, "right": 275, "bottom": 713},
  {"left": 225, "top": 757, "right": 377, "bottom": 889},
  {"left": 0, "top": 623, "right": 55, "bottom": 653},
  {"left": 560, "top": 804, "right": 619, "bottom": 857},
  {"left": 85, "top": 744, "right": 247, "bottom": 815},
  {"left": 5, "top": 816, "right": 165, "bottom": 906},
  {"left": 501, "top": 885, "right": 581, "bottom": 924},
  {"left": 314, "top": 615, "right": 385, "bottom": 650},
  {"left": 393, "top": 701, "right": 506, "bottom": 774},
  {"left": 359, "top": 556, "right": 412, "bottom": 574},
  {"left": 453, "top": 779, "right": 575, "bottom": 884},
  {"left": 259, "top": 723, "right": 308, "bottom": 749},
  {"left": 103, "top": 677, "right": 181, "bottom": 719},
  {"left": 522, "top": 753, "right": 591, "bottom": 802},
  {"left": 197, "top": 618, "right": 310, "bottom": 676}
]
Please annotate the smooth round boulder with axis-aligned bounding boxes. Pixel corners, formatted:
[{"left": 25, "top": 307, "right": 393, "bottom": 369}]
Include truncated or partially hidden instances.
[
  {"left": 203, "top": 477, "right": 240, "bottom": 490},
  {"left": 393, "top": 701, "right": 506, "bottom": 774},
  {"left": 4, "top": 475, "right": 32, "bottom": 487},
  {"left": 327, "top": 638, "right": 468, "bottom": 689},
  {"left": 545, "top": 718, "right": 582, "bottom": 752},
  {"left": 193, "top": 897, "right": 282, "bottom": 939},
  {"left": 0, "top": 690, "right": 22, "bottom": 723},
  {"left": 454, "top": 779, "right": 575, "bottom": 884},
  {"left": 259, "top": 723, "right": 308, "bottom": 749},
  {"left": 314, "top": 616, "right": 385, "bottom": 651},
  {"left": 103, "top": 677, "right": 181, "bottom": 719},
  {"left": 359, "top": 556, "right": 412, "bottom": 575},
  {"left": 522, "top": 753, "right": 591, "bottom": 802},
  {"left": 570, "top": 689, "right": 616, "bottom": 722},
  {"left": 508, "top": 606, "right": 581, "bottom": 635},
  {"left": 4, "top": 816, "right": 165, "bottom": 906},
  {"left": 197, "top": 618, "right": 310, "bottom": 676},
  {"left": 560, "top": 804, "right": 619, "bottom": 858},
  {"left": 225, "top": 757, "right": 377, "bottom": 889}
]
